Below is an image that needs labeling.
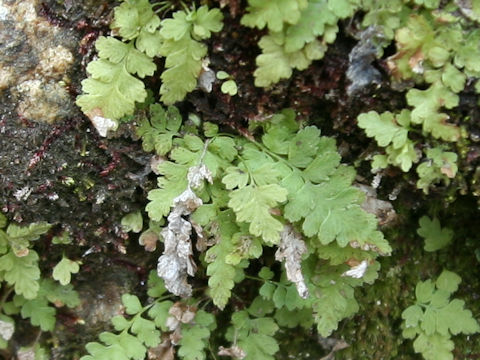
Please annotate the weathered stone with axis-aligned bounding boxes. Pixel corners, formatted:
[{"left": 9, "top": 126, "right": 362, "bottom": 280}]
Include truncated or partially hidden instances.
[{"left": 0, "top": 0, "right": 78, "bottom": 123}]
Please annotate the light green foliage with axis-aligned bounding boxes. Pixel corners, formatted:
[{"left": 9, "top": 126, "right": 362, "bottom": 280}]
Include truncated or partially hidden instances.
[
  {"left": 358, "top": 110, "right": 409, "bottom": 148},
  {"left": 357, "top": 2, "right": 480, "bottom": 195},
  {"left": 39, "top": 278, "right": 80, "bottom": 308},
  {"left": 358, "top": 105, "right": 459, "bottom": 192},
  {"left": 361, "top": 0, "right": 410, "bottom": 40},
  {"left": 455, "top": 30, "right": 480, "bottom": 75},
  {"left": 254, "top": 32, "right": 328, "bottom": 87},
  {"left": 0, "top": 221, "right": 51, "bottom": 257},
  {"left": 16, "top": 297, "right": 55, "bottom": 332},
  {"left": 0, "top": 217, "right": 80, "bottom": 353},
  {"left": 414, "top": 0, "right": 441, "bottom": 9},
  {"left": 137, "top": 104, "right": 182, "bottom": 155},
  {"left": 327, "top": 0, "right": 359, "bottom": 18},
  {"left": 13, "top": 279, "right": 79, "bottom": 332},
  {"left": 0, "top": 213, "right": 6, "bottom": 228},
  {"left": 178, "top": 310, "right": 216, "bottom": 360},
  {"left": 52, "top": 255, "right": 80, "bottom": 285},
  {"left": 159, "top": 6, "right": 223, "bottom": 104},
  {"left": 143, "top": 105, "right": 389, "bottom": 340},
  {"left": 358, "top": 110, "right": 418, "bottom": 171},
  {"left": 77, "top": 0, "right": 161, "bottom": 119},
  {"left": 312, "top": 275, "right": 359, "bottom": 336},
  {"left": 204, "top": 211, "right": 243, "bottom": 309},
  {"left": 111, "top": 0, "right": 161, "bottom": 53},
  {"left": 81, "top": 272, "right": 173, "bottom": 360},
  {"left": 82, "top": 272, "right": 216, "bottom": 360},
  {"left": 217, "top": 71, "right": 238, "bottom": 96},
  {"left": 308, "top": 260, "right": 381, "bottom": 336},
  {"left": 228, "top": 184, "right": 287, "bottom": 244},
  {"left": 147, "top": 105, "right": 388, "bottom": 251},
  {"left": 51, "top": 231, "right": 72, "bottom": 245},
  {"left": 77, "top": 1, "right": 222, "bottom": 116},
  {"left": 241, "top": 0, "right": 308, "bottom": 31},
  {"left": 121, "top": 210, "right": 143, "bottom": 233},
  {"left": 417, "top": 216, "right": 453, "bottom": 252},
  {"left": 66, "top": 0, "right": 480, "bottom": 358},
  {"left": 256, "top": 269, "right": 314, "bottom": 329},
  {"left": 226, "top": 310, "right": 279, "bottom": 360},
  {"left": 0, "top": 221, "right": 51, "bottom": 299},
  {"left": 416, "top": 147, "right": 458, "bottom": 193},
  {"left": 389, "top": 14, "right": 451, "bottom": 80},
  {"left": 0, "top": 251, "right": 40, "bottom": 299},
  {"left": 402, "top": 271, "right": 480, "bottom": 360},
  {"left": 243, "top": 0, "right": 357, "bottom": 87},
  {"left": 406, "top": 83, "right": 460, "bottom": 142}
]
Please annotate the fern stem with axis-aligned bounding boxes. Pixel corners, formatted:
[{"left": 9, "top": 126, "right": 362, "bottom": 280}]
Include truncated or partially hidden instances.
[
  {"left": 237, "top": 155, "right": 256, "bottom": 187},
  {"left": 0, "top": 286, "right": 13, "bottom": 313}
]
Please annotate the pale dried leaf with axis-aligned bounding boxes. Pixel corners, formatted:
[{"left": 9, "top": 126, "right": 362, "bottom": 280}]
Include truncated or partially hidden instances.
[
  {"left": 13, "top": 247, "right": 29, "bottom": 257},
  {"left": 275, "top": 225, "right": 309, "bottom": 299},
  {"left": 174, "top": 188, "right": 203, "bottom": 213},
  {"left": 191, "top": 220, "right": 207, "bottom": 252},
  {"left": 139, "top": 229, "right": 159, "bottom": 252},
  {"left": 157, "top": 164, "right": 212, "bottom": 297},
  {"left": 342, "top": 260, "right": 368, "bottom": 279},
  {"left": 17, "top": 348, "right": 35, "bottom": 360},
  {"left": 166, "top": 302, "right": 197, "bottom": 331},
  {"left": 0, "top": 319, "right": 14, "bottom": 340},
  {"left": 198, "top": 65, "right": 216, "bottom": 93},
  {"left": 187, "top": 164, "right": 213, "bottom": 188},
  {"left": 149, "top": 335, "right": 175, "bottom": 360},
  {"left": 409, "top": 49, "right": 425, "bottom": 74},
  {"left": 357, "top": 184, "right": 396, "bottom": 227},
  {"left": 440, "top": 164, "right": 455, "bottom": 178},
  {"left": 218, "top": 345, "right": 246, "bottom": 359},
  {"left": 319, "top": 339, "right": 349, "bottom": 360},
  {"left": 91, "top": 115, "right": 117, "bottom": 137},
  {"left": 169, "top": 328, "right": 182, "bottom": 345},
  {"left": 150, "top": 155, "right": 166, "bottom": 175},
  {"left": 157, "top": 189, "right": 201, "bottom": 296}
]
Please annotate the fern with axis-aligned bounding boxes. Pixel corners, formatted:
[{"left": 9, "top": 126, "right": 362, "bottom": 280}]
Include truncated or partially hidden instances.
[
  {"left": 76, "top": 0, "right": 161, "bottom": 120},
  {"left": 416, "top": 147, "right": 458, "bottom": 193},
  {"left": 243, "top": 0, "right": 358, "bottom": 87},
  {"left": 417, "top": 216, "right": 453, "bottom": 252},
  {"left": 81, "top": 272, "right": 171, "bottom": 360},
  {"left": 137, "top": 103, "right": 182, "bottom": 155},
  {"left": 358, "top": 109, "right": 419, "bottom": 172},
  {"left": 158, "top": 6, "right": 223, "bottom": 104},
  {"left": 77, "top": 1, "right": 222, "bottom": 120},
  {"left": 241, "top": 0, "right": 308, "bottom": 32},
  {"left": 0, "top": 218, "right": 80, "bottom": 352},
  {"left": 358, "top": 106, "right": 459, "bottom": 192},
  {"left": 140, "top": 104, "right": 390, "bottom": 342},
  {"left": 177, "top": 310, "right": 216, "bottom": 360},
  {"left": 13, "top": 279, "right": 80, "bottom": 332},
  {"left": 226, "top": 310, "right": 279, "bottom": 360},
  {"left": 402, "top": 270, "right": 480, "bottom": 360},
  {"left": 0, "top": 221, "right": 51, "bottom": 299},
  {"left": 81, "top": 271, "right": 217, "bottom": 360}
]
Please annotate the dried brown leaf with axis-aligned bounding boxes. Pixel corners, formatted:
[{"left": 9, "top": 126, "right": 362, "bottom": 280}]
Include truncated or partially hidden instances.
[
  {"left": 157, "top": 164, "right": 212, "bottom": 297},
  {"left": 275, "top": 225, "right": 309, "bottom": 299},
  {"left": 166, "top": 302, "right": 197, "bottom": 335},
  {"left": 139, "top": 229, "right": 159, "bottom": 252},
  {"left": 218, "top": 345, "right": 246, "bottom": 359},
  {"left": 319, "top": 339, "right": 349, "bottom": 360},
  {"left": 187, "top": 164, "right": 213, "bottom": 188},
  {"left": 148, "top": 335, "right": 175, "bottom": 360},
  {"left": 0, "top": 319, "right": 14, "bottom": 341}
]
